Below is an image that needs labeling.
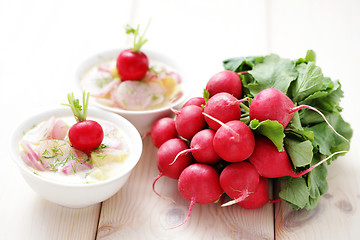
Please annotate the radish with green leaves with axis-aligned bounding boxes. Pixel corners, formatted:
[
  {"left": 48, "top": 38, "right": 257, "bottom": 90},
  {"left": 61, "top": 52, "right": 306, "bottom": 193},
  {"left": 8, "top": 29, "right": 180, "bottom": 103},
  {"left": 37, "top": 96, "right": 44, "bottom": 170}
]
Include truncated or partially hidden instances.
[
  {"left": 249, "top": 135, "right": 347, "bottom": 178},
  {"left": 116, "top": 21, "right": 150, "bottom": 81},
  {"left": 64, "top": 92, "right": 104, "bottom": 154}
]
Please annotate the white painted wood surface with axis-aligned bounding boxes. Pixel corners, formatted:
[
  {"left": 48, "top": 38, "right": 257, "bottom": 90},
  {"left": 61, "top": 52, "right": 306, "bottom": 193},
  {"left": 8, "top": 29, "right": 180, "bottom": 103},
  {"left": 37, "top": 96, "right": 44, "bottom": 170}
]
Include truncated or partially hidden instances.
[{"left": 1, "top": 0, "right": 359, "bottom": 239}]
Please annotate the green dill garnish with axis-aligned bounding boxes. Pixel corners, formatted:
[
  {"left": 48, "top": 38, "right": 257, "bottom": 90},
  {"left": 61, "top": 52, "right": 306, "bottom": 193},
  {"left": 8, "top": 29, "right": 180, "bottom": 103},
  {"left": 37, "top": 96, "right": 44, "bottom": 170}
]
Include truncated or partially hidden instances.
[{"left": 96, "top": 76, "right": 113, "bottom": 88}]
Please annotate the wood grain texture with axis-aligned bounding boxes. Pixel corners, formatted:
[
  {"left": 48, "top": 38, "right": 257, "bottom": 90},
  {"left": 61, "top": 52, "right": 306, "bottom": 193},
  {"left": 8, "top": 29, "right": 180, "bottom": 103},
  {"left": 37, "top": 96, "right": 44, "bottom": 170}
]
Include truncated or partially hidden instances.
[{"left": 97, "top": 138, "right": 274, "bottom": 240}]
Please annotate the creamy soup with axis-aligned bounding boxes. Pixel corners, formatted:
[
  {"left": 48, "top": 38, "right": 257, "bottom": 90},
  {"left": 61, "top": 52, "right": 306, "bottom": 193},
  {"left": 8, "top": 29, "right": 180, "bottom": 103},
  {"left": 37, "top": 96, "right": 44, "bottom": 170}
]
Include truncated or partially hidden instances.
[
  {"left": 19, "top": 116, "right": 130, "bottom": 184},
  {"left": 80, "top": 58, "right": 182, "bottom": 111}
]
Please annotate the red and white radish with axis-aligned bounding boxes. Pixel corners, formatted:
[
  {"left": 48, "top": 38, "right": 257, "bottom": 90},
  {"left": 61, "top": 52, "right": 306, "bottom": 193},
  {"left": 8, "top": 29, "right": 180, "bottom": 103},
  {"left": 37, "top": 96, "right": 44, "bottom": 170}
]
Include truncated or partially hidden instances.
[
  {"left": 249, "top": 135, "right": 347, "bottom": 178},
  {"left": 173, "top": 105, "right": 206, "bottom": 140},
  {"left": 146, "top": 117, "right": 178, "bottom": 148},
  {"left": 220, "top": 161, "right": 260, "bottom": 207},
  {"left": 206, "top": 70, "right": 242, "bottom": 99},
  {"left": 203, "top": 92, "right": 242, "bottom": 130},
  {"left": 171, "top": 129, "right": 220, "bottom": 165},
  {"left": 212, "top": 120, "right": 255, "bottom": 162},
  {"left": 65, "top": 92, "right": 104, "bottom": 154},
  {"left": 182, "top": 97, "right": 206, "bottom": 108},
  {"left": 116, "top": 22, "right": 150, "bottom": 81},
  {"left": 249, "top": 88, "right": 349, "bottom": 142},
  {"left": 237, "top": 177, "right": 270, "bottom": 209},
  {"left": 153, "top": 138, "right": 193, "bottom": 200},
  {"left": 174, "top": 163, "right": 223, "bottom": 228}
]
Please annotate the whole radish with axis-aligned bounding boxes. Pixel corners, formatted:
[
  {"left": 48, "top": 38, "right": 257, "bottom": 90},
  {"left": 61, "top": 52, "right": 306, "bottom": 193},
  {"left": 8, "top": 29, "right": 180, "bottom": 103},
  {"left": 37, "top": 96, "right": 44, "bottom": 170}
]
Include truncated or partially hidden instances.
[
  {"left": 249, "top": 88, "right": 350, "bottom": 143},
  {"left": 206, "top": 70, "right": 242, "bottom": 99},
  {"left": 213, "top": 120, "right": 255, "bottom": 162},
  {"left": 237, "top": 177, "right": 270, "bottom": 209},
  {"left": 116, "top": 22, "right": 150, "bottom": 81},
  {"left": 182, "top": 97, "right": 206, "bottom": 108},
  {"left": 173, "top": 105, "right": 206, "bottom": 140},
  {"left": 170, "top": 129, "right": 220, "bottom": 165},
  {"left": 249, "top": 135, "right": 347, "bottom": 178},
  {"left": 148, "top": 117, "right": 177, "bottom": 148},
  {"left": 220, "top": 161, "right": 260, "bottom": 207},
  {"left": 153, "top": 138, "right": 193, "bottom": 200},
  {"left": 174, "top": 163, "right": 223, "bottom": 228},
  {"left": 203, "top": 92, "right": 242, "bottom": 130},
  {"left": 249, "top": 88, "right": 294, "bottom": 128},
  {"left": 65, "top": 92, "right": 104, "bottom": 154}
]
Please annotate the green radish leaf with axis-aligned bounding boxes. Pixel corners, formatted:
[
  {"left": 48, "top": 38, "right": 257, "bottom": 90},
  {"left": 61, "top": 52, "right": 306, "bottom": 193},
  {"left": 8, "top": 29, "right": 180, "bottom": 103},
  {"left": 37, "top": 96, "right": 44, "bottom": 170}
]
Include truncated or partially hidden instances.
[
  {"left": 304, "top": 196, "right": 321, "bottom": 210},
  {"left": 295, "top": 49, "right": 317, "bottom": 65},
  {"left": 291, "top": 62, "right": 324, "bottom": 102},
  {"left": 305, "top": 111, "right": 352, "bottom": 156},
  {"left": 223, "top": 56, "right": 263, "bottom": 72},
  {"left": 248, "top": 54, "right": 298, "bottom": 95},
  {"left": 279, "top": 177, "right": 310, "bottom": 209},
  {"left": 307, "top": 154, "right": 328, "bottom": 199},
  {"left": 249, "top": 119, "right": 285, "bottom": 151},
  {"left": 284, "top": 138, "right": 313, "bottom": 167}
]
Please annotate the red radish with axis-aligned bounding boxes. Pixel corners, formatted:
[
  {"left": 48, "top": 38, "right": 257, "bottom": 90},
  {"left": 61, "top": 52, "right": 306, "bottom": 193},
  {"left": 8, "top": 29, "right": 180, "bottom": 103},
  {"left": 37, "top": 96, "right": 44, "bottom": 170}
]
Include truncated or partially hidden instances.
[
  {"left": 206, "top": 70, "right": 242, "bottom": 99},
  {"left": 237, "top": 177, "right": 270, "bottom": 209},
  {"left": 171, "top": 129, "right": 220, "bottom": 165},
  {"left": 203, "top": 92, "right": 242, "bottom": 130},
  {"left": 220, "top": 161, "right": 260, "bottom": 207},
  {"left": 146, "top": 117, "right": 177, "bottom": 148},
  {"left": 153, "top": 138, "right": 193, "bottom": 200},
  {"left": 212, "top": 119, "right": 255, "bottom": 162},
  {"left": 116, "top": 22, "right": 150, "bottom": 81},
  {"left": 174, "top": 163, "right": 223, "bottom": 228},
  {"left": 65, "top": 92, "right": 104, "bottom": 153},
  {"left": 182, "top": 97, "right": 206, "bottom": 108},
  {"left": 249, "top": 88, "right": 350, "bottom": 142},
  {"left": 173, "top": 105, "right": 206, "bottom": 140},
  {"left": 249, "top": 135, "right": 348, "bottom": 178}
]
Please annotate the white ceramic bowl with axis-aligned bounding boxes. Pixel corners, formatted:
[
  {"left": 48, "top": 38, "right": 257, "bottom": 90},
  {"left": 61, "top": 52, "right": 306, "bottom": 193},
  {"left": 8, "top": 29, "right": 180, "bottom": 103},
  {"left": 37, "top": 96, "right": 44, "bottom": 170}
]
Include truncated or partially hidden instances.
[
  {"left": 10, "top": 108, "right": 143, "bottom": 208},
  {"left": 76, "top": 49, "right": 191, "bottom": 135}
]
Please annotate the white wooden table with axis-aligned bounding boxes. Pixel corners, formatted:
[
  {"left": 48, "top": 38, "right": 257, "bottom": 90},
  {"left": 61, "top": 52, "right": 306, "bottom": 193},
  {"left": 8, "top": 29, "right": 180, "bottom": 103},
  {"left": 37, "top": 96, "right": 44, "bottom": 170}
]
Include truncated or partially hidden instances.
[{"left": 1, "top": 0, "right": 359, "bottom": 239}]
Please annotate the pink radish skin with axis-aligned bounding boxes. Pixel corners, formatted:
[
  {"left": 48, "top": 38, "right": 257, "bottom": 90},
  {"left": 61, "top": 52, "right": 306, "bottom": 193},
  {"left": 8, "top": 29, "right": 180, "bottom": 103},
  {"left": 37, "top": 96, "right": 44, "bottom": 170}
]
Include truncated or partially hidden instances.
[
  {"left": 206, "top": 70, "right": 242, "bottom": 99},
  {"left": 237, "top": 177, "right": 270, "bottom": 209},
  {"left": 213, "top": 120, "right": 255, "bottom": 162},
  {"left": 174, "top": 163, "right": 223, "bottom": 228},
  {"left": 173, "top": 105, "right": 206, "bottom": 140},
  {"left": 182, "top": 97, "right": 206, "bottom": 108},
  {"left": 171, "top": 129, "right": 220, "bottom": 165},
  {"left": 148, "top": 117, "right": 178, "bottom": 148},
  {"left": 220, "top": 161, "right": 260, "bottom": 207},
  {"left": 204, "top": 92, "right": 242, "bottom": 131},
  {"left": 249, "top": 88, "right": 350, "bottom": 144},
  {"left": 249, "top": 135, "right": 347, "bottom": 178},
  {"left": 249, "top": 88, "right": 294, "bottom": 128},
  {"left": 153, "top": 138, "right": 193, "bottom": 200}
]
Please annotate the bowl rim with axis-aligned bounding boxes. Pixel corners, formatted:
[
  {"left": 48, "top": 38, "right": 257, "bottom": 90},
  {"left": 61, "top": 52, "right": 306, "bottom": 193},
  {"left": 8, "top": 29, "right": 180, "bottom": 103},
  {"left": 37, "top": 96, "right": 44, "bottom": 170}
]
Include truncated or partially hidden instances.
[
  {"left": 9, "top": 107, "right": 143, "bottom": 188},
  {"left": 75, "top": 48, "right": 192, "bottom": 114}
]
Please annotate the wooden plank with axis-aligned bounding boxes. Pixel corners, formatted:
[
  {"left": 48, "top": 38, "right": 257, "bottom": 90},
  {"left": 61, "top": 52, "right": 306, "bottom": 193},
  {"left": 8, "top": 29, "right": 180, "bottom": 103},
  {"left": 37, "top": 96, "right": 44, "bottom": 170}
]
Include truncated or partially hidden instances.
[
  {"left": 0, "top": 1, "right": 134, "bottom": 239},
  {"left": 268, "top": 0, "right": 360, "bottom": 239},
  {"left": 97, "top": 138, "right": 274, "bottom": 239}
]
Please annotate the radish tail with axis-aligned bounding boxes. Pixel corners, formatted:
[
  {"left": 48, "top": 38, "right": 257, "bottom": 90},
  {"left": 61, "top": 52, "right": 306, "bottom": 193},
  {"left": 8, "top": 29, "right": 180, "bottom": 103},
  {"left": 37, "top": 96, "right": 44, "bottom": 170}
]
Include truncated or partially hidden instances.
[
  {"left": 221, "top": 190, "right": 249, "bottom": 207},
  {"left": 169, "top": 198, "right": 196, "bottom": 229},
  {"left": 290, "top": 150, "right": 348, "bottom": 178},
  {"left": 269, "top": 198, "right": 282, "bottom": 204},
  {"left": 290, "top": 105, "right": 350, "bottom": 143},
  {"left": 152, "top": 172, "right": 176, "bottom": 203},
  {"left": 169, "top": 148, "right": 195, "bottom": 166},
  {"left": 142, "top": 131, "right": 150, "bottom": 140},
  {"left": 232, "top": 97, "right": 250, "bottom": 105},
  {"left": 170, "top": 107, "right": 180, "bottom": 115},
  {"left": 202, "top": 112, "right": 240, "bottom": 140}
]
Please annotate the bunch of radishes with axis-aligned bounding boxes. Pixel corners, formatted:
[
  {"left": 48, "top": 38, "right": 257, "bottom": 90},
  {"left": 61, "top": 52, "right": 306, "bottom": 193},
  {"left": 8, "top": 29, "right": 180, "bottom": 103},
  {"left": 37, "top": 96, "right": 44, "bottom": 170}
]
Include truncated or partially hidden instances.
[{"left": 147, "top": 51, "right": 352, "bottom": 228}]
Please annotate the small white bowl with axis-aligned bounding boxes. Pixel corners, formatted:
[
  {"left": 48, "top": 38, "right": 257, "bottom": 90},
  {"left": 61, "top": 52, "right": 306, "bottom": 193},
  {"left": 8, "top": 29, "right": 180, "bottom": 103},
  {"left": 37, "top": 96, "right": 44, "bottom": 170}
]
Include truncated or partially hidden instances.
[
  {"left": 10, "top": 108, "right": 142, "bottom": 208},
  {"left": 76, "top": 49, "right": 191, "bottom": 135}
]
